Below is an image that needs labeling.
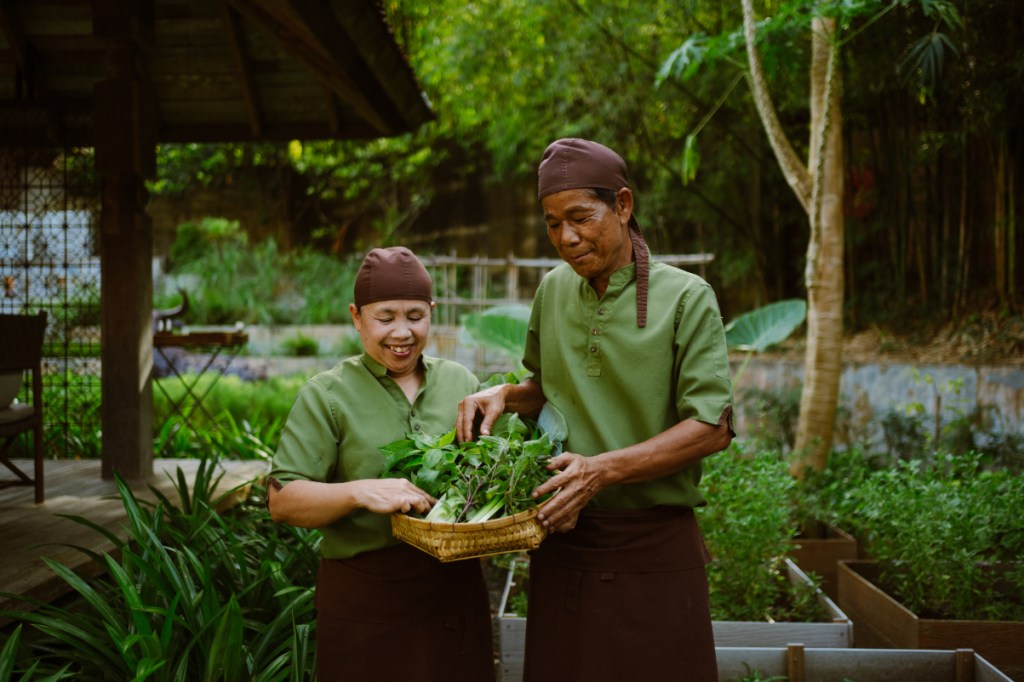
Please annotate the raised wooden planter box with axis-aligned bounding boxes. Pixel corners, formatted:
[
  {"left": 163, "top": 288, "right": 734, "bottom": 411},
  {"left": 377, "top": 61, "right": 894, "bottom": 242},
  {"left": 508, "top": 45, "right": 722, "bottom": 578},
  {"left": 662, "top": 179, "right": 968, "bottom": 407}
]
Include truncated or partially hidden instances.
[
  {"left": 838, "top": 560, "right": 1024, "bottom": 681},
  {"left": 496, "top": 557, "right": 853, "bottom": 682},
  {"left": 718, "top": 643, "right": 1013, "bottom": 682},
  {"left": 788, "top": 521, "right": 859, "bottom": 599}
]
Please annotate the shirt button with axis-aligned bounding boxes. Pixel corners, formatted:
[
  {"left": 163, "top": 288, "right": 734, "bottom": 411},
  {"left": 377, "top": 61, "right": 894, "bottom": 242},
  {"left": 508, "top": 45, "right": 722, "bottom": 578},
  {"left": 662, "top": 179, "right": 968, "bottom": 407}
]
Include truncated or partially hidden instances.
[
  {"left": 590, "top": 345, "right": 597, "bottom": 353},
  {"left": 413, "top": 424, "right": 421, "bottom": 431},
  {"left": 591, "top": 328, "right": 599, "bottom": 335},
  {"left": 598, "top": 307, "right": 606, "bottom": 315}
]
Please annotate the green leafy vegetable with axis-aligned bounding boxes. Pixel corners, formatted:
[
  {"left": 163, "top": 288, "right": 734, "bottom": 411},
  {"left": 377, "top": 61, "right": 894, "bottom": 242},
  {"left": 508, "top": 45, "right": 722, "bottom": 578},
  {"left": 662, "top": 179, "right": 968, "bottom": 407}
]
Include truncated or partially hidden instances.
[{"left": 379, "top": 410, "right": 566, "bottom": 523}]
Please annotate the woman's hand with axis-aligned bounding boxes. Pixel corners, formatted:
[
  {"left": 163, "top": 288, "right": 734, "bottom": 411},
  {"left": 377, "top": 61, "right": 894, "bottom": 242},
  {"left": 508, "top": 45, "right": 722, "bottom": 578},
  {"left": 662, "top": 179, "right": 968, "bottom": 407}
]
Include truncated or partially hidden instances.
[
  {"left": 351, "top": 478, "right": 436, "bottom": 515},
  {"left": 531, "top": 452, "right": 605, "bottom": 533}
]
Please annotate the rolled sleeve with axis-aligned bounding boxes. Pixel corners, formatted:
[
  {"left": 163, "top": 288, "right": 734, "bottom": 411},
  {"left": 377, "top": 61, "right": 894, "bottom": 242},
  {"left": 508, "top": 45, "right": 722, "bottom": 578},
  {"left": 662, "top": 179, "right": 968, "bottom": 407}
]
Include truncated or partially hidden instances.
[
  {"left": 674, "top": 284, "right": 734, "bottom": 427},
  {"left": 270, "top": 378, "right": 340, "bottom": 485}
]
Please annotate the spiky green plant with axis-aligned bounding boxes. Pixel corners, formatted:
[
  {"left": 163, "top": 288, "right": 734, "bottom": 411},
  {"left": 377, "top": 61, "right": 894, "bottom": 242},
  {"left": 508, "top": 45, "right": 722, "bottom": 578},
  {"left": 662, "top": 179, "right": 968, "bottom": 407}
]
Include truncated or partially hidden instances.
[{"left": 0, "top": 456, "right": 320, "bottom": 680}]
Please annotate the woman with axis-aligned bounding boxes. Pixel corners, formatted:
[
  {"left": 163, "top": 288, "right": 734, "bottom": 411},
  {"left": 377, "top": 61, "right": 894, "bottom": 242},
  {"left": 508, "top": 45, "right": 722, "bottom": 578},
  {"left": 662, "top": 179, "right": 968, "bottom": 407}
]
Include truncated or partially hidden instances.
[{"left": 267, "top": 246, "right": 495, "bottom": 681}]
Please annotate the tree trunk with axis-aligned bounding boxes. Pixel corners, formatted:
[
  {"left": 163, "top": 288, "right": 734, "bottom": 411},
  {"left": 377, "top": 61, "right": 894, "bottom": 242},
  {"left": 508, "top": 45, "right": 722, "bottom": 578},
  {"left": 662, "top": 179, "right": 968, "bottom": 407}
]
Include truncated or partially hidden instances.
[
  {"left": 740, "top": 0, "right": 812, "bottom": 211},
  {"left": 741, "top": 0, "right": 845, "bottom": 475},
  {"left": 994, "top": 136, "right": 1007, "bottom": 305},
  {"left": 793, "top": 15, "right": 845, "bottom": 475}
]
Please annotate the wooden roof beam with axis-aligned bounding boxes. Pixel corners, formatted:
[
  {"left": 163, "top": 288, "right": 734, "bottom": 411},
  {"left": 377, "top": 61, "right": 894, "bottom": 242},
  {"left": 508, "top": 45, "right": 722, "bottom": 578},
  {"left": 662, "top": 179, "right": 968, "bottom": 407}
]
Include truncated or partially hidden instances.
[
  {"left": 226, "top": 0, "right": 397, "bottom": 136},
  {"left": 323, "top": 85, "right": 340, "bottom": 137},
  {"left": 284, "top": 0, "right": 407, "bottom": 133},
  {"left": 220, "top": 1, "right": 262, "bottom": 138}
]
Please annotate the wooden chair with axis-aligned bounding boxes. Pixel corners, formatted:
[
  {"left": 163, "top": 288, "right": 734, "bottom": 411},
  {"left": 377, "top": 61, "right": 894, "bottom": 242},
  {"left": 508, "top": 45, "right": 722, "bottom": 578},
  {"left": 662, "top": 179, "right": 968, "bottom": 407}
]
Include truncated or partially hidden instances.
[{"left": 0, "top": 311, "right": 47, "bottom": 503}]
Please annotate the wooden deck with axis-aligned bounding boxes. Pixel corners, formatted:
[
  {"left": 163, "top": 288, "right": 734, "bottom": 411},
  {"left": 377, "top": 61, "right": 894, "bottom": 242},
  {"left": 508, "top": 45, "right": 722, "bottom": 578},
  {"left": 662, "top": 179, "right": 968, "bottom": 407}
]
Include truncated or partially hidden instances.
[{"left": 0, "top": 458, "right": 269, "bottom": 626}]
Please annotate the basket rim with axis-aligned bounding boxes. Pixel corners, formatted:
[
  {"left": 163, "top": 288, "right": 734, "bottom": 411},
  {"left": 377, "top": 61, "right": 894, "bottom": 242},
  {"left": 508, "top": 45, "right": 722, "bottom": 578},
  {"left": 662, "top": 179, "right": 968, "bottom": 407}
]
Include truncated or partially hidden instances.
[{"left": 392, "top": 500, "right": 548, "bottom": 533}]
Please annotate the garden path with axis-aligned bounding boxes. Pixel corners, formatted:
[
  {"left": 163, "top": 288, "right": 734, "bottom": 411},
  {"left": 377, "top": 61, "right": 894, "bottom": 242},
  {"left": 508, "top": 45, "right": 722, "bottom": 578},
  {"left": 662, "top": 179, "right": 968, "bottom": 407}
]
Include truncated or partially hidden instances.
[{"left": 0, "top": 458, "right": 268, "bottom": 627}]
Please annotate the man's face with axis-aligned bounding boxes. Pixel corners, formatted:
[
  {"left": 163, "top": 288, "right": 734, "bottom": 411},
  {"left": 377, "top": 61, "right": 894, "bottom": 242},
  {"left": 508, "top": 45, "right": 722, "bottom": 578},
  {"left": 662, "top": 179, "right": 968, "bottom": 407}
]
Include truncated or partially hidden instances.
[
  {"left": 542, "top": 188, "right": 633, "bottom": 286},
  {"left": 349, "top": 299, "right": 433, "bottom": 378}
]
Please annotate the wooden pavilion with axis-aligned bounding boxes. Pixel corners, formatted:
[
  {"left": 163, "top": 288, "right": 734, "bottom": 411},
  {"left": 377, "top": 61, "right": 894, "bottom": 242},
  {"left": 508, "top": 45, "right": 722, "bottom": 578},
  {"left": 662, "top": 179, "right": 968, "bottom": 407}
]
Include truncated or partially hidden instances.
[{"left": 0, "top": 0, "right": 433, "bottom": 480}]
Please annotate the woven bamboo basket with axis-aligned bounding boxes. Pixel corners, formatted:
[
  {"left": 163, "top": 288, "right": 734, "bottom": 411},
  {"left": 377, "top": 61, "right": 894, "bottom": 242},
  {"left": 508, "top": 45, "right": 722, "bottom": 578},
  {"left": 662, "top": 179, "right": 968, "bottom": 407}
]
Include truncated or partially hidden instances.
[{"left": 391, "top": 504, "right": 549, "bottom": 562}]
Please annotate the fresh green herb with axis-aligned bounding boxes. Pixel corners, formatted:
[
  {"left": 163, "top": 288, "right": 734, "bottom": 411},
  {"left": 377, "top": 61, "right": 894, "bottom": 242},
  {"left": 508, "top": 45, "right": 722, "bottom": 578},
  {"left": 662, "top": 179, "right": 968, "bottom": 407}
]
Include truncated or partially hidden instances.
[{"left": 379, "top": 409, "right": 566, "bottom": 523}]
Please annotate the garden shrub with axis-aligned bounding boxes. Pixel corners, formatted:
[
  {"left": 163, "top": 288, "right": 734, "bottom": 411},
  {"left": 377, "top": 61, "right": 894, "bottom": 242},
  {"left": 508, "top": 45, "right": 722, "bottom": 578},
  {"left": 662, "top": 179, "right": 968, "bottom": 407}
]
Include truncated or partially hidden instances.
[
  {"left": 156, "top": 216, "right": 360, "bottom": 326},
  {"left": 737, "top": 386, "right": 801, "bottom": 453},
  {"left": 153, "top": 373, "right": 308, "bottom": 454},
  {"left": 279, "top": 332, "right": 320, "bottom": 357},
  {"left": 802, "top": 450, "right": 1024, "bottom": 621},
  {"left": 699, "top": 445, "right": 826, "bottom": 623}
]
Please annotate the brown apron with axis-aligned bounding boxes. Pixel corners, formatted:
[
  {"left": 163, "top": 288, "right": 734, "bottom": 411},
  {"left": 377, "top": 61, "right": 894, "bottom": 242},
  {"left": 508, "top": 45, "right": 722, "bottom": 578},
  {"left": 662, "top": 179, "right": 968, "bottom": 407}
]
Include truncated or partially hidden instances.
[
  {"left": 314, "top": 544, "right": 495, "bottom": 681},
  {"left": 523, "top": 507, "right": 716, "bottom": 682}
]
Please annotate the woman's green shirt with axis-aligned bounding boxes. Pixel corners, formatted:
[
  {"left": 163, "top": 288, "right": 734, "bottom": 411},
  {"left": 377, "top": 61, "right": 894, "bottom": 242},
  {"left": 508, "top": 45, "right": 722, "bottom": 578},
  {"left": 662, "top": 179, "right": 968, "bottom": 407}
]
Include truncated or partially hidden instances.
[{"left": 270, "top": 353, "right": 479, "bottom": 559}]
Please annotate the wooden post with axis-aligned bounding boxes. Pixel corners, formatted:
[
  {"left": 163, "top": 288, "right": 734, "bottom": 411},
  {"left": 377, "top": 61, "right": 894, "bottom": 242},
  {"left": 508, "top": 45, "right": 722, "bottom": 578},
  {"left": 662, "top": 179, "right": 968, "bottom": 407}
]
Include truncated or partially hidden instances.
[
  {"left": 955, "top": 649, "right": 975, "bottom": 682},
  {"left": 786, "top": 643, "right": 806, "bottom": 682},
  {"left": 93, "top": 1, "right": 157, "bottom": 480}
]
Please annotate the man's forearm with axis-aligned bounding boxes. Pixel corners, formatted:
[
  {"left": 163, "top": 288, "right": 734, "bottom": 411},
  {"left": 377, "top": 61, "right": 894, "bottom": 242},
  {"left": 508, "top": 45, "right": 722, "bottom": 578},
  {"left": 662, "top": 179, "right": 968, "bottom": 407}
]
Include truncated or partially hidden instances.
[
  {"left": 503, "top": 377, "right": 547, "bottom": 418},
  {"left": 594, "top": 414, "right": 732, "bottom": 488}
]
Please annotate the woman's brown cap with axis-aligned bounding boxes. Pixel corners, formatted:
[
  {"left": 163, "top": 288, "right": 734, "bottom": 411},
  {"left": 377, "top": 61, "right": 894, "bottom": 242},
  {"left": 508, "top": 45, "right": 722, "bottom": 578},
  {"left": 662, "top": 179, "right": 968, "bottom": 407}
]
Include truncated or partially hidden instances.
[{"left": 353, "top": 246, "right": 433, "bottom": 308}]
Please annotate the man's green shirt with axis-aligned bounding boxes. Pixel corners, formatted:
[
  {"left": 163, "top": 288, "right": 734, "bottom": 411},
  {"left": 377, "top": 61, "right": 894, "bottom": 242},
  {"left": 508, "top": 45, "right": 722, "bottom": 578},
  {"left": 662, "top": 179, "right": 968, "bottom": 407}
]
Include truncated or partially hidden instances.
[
  {"left": 270, "top": 353, "right": 479, "bottom": 559},
  {"left": 523, "top": 260, "right": 733, "bottom": 510}
]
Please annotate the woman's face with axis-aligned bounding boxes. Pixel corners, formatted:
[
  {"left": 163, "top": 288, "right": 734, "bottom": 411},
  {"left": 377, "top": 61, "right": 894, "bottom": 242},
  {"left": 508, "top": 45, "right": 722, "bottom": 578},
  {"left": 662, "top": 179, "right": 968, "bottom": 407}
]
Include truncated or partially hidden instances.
[{"left": 350, "top": 299, "right": 433, "bottom": 378}]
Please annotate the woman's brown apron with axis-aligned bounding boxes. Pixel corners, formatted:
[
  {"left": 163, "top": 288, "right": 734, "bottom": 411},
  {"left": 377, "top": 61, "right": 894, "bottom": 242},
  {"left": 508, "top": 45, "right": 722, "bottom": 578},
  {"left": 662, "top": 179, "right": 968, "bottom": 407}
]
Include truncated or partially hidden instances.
[
  {"left": 314, "top": 544, "right": 495, "bottom": 681},
  {"left": 523, "top": 507, "right": 716, "bottom": 682}
]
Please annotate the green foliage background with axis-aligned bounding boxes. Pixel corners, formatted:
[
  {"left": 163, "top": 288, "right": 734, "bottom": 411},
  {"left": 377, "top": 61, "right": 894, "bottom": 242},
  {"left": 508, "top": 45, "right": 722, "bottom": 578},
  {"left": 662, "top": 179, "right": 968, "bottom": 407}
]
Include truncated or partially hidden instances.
[{"left": 154, "top": 0, "right": 1024, "bottom": 330}]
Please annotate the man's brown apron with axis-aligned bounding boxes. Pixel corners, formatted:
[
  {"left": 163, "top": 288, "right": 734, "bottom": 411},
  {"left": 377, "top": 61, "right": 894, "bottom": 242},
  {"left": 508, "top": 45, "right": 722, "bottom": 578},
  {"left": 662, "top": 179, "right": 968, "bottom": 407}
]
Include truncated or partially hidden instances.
[
  {"left": 523, "top": 507, "right": 716, "bottom": 682},
  {"left": 314, "top": 544, "right": 494, "bottom": 681}
]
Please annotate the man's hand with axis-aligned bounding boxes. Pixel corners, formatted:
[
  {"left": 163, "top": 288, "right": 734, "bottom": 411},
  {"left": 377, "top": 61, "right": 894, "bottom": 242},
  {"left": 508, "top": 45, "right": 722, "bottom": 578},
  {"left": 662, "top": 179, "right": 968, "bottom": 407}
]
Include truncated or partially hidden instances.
[
  {"left": 532, "top": 452, "right": 605, "bottom": 533},
  {"left": 457, "top": 378, "right": 547, "bottom": 442},
  {"left": 456, "top": 384, "right": 509, "bottom": 442}
]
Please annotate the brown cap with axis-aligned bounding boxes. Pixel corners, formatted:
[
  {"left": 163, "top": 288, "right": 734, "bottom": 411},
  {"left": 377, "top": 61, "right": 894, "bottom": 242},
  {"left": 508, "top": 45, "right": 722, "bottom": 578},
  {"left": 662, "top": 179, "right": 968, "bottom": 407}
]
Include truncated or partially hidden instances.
[
  {"left": 538, "top": 138, "right": 632, "bottom": 200},
  {"left": 353, "top": 246, "right": 433, "bottom": 308},
  {"left": 537, "top": 138, "right": 650, "bottom": 328}
]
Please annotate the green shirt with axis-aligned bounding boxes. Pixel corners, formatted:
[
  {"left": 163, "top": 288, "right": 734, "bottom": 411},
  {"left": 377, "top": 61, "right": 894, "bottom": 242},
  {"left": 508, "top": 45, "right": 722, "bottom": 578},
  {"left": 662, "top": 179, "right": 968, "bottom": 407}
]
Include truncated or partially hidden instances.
[
  {"left": 522, "top": 260, "right": 733, "bottom": 510},
  {"left": 270, "top": 353, "right": 480, "bottom": 559}
]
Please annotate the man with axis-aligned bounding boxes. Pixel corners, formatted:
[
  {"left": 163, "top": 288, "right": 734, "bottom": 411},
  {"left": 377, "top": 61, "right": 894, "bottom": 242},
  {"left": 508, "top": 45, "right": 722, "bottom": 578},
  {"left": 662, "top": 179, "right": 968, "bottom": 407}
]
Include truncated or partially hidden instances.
[{"left": 457, "top": 138, "right": 733, "bottom": 681}]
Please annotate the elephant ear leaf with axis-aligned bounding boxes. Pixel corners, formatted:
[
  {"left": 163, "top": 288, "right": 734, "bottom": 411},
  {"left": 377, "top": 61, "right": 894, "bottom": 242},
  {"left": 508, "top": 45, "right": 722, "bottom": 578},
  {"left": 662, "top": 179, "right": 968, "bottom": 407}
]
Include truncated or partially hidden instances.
[
  {"left": 724, "top": 299, "right": 807, "bottom": 352},
  {"left": 537, "top": 402, "right": 568, "bottom": 444},
  {"left": 459, "top": 304, "right": 531, "bottom": 361}
]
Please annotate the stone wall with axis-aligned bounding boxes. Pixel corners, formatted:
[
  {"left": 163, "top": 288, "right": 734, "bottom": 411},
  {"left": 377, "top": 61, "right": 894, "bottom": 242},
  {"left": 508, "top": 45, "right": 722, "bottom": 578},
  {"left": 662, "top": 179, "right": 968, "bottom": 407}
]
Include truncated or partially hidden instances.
[
  {"left": 735, "top": 358, "right": 1024, "bottom": 449},
  {"left": 231, "top": 324, "right": 1022, "bottom": 449}
]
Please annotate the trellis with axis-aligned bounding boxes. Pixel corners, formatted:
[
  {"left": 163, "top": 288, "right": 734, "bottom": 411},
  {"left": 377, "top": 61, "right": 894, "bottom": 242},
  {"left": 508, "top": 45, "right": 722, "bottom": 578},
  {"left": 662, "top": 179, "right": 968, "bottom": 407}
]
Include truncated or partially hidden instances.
[{"left": 0, "top": 141, "right": 100, "bottom": 459}]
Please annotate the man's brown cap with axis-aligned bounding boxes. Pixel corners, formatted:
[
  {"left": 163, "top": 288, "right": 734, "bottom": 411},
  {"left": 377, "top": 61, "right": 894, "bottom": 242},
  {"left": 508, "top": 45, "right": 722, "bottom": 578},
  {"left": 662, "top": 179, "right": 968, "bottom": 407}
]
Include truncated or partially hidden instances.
[
  {"left": 537, "top": 138, "right": 650, "bottom": 327},
  {"left": 353, "top": 246, "right": 433, "bottom": 308}
]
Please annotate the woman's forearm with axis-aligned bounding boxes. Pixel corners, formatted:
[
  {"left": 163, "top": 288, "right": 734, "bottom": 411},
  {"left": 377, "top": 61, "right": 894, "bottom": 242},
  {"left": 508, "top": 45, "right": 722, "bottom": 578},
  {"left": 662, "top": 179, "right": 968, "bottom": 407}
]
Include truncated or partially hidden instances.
[{"left": 267, "top": 479, "right": 360, "bottom": 528}]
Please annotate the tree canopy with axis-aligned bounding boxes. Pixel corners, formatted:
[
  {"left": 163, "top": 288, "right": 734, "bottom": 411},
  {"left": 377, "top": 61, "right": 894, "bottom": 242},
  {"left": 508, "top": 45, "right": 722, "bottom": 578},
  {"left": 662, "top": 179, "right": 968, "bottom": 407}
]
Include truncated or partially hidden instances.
[{"left": 154, "top": 0, "right": 1024, "bottom": 329}]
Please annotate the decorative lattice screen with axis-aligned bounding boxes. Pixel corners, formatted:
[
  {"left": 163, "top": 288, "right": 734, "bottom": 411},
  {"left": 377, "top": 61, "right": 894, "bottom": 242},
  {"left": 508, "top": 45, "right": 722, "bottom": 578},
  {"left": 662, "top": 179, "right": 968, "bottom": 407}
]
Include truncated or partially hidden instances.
[{"left": 0, "top": 141, "right": 101, "bottom": 459}]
